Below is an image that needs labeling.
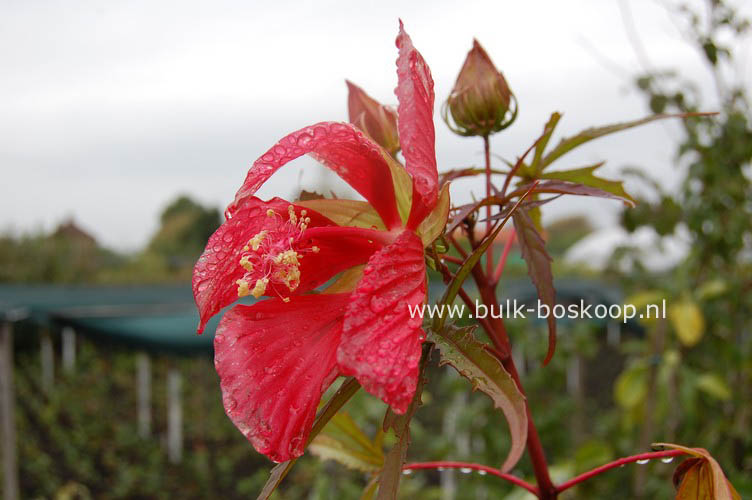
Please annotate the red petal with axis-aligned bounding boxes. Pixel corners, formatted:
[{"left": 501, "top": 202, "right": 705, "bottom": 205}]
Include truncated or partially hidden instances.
[
  {"left": 215, "top": 294, "right": 350, "bottom": 462},
  {"left": 193, "top": 197, "right": 381, "bottom": 332},
  {"left": 337, "top": 230, "right": 427, "bottom": 413},
  {"left": 395, "top": 22, "right": 438, "bottom": 228},
  {"left": 228, "top": 122, "right": 402, "bottom": 230}
]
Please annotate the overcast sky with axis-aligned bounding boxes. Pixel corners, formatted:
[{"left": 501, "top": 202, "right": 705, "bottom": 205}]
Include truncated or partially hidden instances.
[{"left": 1, "top": 0, "right": 750, "bottom": 251}]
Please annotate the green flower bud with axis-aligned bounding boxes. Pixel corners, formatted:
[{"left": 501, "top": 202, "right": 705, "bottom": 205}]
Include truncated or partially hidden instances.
[{"left": 443, "top": 40, "right": 517, "bottom": 137}]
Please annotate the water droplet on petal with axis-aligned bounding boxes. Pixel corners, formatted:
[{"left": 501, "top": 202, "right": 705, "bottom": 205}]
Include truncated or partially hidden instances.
[
  {"left": 477, "top": 470, "right": 487, "bottom": 476},
  {"left": 460, "top": 467, "right": 472, "bottom": 474},
  {"left": 661, "top": 457, "right": 674, "bottom": 464},
  {"left": 636, "top": 459, "right": 650, "bottom": 465},
  {"left": 402, "top": 469, "right": 412, "bottom": 475}
]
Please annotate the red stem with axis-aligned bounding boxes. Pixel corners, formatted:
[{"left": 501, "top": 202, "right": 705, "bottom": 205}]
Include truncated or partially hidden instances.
[
  {"left": 555, "top": 449, "right": 685, "bottom": 493},
  {"left": 403, "top": 461, "right": 538, "bottom": 495},
  {"left": 484, "top": 135, "right": 494, "bottom": 278},
  {"left": 473, "top": 275, "right": 557, "bottom": 499},
  {"left": 492, "top": 228, "right": 516, "bottom": 285}
]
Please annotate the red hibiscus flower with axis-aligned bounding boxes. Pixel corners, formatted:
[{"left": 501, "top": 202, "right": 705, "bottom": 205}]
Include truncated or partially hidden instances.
[{"left": 192, "top": 23, "right": 449, "bottom": 463}]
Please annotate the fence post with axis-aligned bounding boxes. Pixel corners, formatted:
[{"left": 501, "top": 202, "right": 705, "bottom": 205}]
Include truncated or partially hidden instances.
[
  {"left": 40, "top": 329, "right": 54, "bottom": 393},
  {"left": 167, "top": 368, "right": 183, "bottom": 464},
  {"left": 62, "top": 327, "right": 76, "bottom": 373},
  {"left": 1, "top": 322, "right": 19, "bottom": 500},
  {"left": 136, "top": 353, "right": 151, "bottom": 438}
]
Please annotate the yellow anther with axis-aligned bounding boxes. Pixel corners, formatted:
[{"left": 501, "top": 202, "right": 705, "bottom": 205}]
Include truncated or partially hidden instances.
[
  {"left": 251, "top": 278, "right": 269, "bottom": 298},
  {"left": 282, "top": 297, "right": 290, "bottom": 303},
  {"left": 273, "top": 249, "right": 300, "bottom": 266},
  {"left": 300, "top": 210, "right": 307, "bottom": 216},
  {"left": 266, "top": 209, "right": 276, "bottom": 217},
  {"left": 287, "top": 205, "right": 297, "bottom": 224},
  {"left": 311, "top": 246, "right": 320, "bottom": 253},
  {"left": 239, "top": 255, "right": 254, "bottom": 272},
  {"left": 248, "top": 230, "right": 268, "bottom": 251},
  {"left": 236, "top": 279, "right": 251, "bottom": 298}
]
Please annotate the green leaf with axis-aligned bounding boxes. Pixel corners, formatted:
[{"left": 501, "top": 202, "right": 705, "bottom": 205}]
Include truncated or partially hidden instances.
[
  {"left": 669, "top": 299, "right": 705, "bottom": 347},
  {"left": 530, "top": 112, "right": 562, "bottom": 175},
  {"left": 654, "top": 443, "right": 741, "bottom": 500},
  {"left": 296, "top": 199, "right": 386, "bottom": 231},
  {"left": 539, "top": 113, "right": 711, "bottom": 171},
  {"left": 309, "top": 413, "right": 384, "bottom": 472},
  {"left": 256, "top": 377, "right": 361, "bottom": 500},
  {"left": 417, "top": 182, "right": 450, "bottom": 246},
  {"left": 513, "top": 209, "right": 557, "bottom": 364},
  {"left": 377, "top": 350, "right": 427, "bottom": 500},
  {"left": 428, "top": 324, "right": 527, "bottom": 472},
  {"left": 541, "top": 162, "right": 636, "bottom": 205}
]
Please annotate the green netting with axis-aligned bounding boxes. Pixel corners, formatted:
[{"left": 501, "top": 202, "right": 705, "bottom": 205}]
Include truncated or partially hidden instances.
[
  {"left": 0, "top": 284, "right": 217, "bottom": 355},
  {"left": 0, "top": 279, "right": 634, "bottom": 356}
]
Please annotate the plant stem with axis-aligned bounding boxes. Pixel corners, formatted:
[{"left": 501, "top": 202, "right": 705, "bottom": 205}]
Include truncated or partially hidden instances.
[
  {"left": 492, "top": 228, "right": 516, "bottom": 285},
  {"left": 555, "top": 449, "right": 685, "bottom": 493},
  {"left": 484, "top": 135, "right": 494, "bottom": 278},
  {"left": 474, "top": 275, "right": 557, "bottom": 499},
  {"left": 403, "top": 461, "right": 538, "bottom": 495}
]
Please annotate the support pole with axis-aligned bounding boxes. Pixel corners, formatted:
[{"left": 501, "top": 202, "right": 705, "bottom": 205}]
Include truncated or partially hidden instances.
[
  {"left": 62, "top": 327, "right": 76, "bottom": 373},
  {"left": 40, "top": 329, "right": 54, "bottom": 393},
  {"left": 136, "top": 353, "right": 151, "bottom": 438},
  {"left": 1, "top": 322, "right": 19, "bottom": 500},
  {"left": 167, "top": 368, "right": 182, "bottom": 464}
]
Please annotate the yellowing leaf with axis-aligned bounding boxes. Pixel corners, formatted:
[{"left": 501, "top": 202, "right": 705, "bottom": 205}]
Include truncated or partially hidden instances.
[
  {"left": 384, "top": 152, "right": 413, "bottom": 225},
  {"left": 669, "top": 300, "right": 705, "bottom": 347},
  {"left": 416, "top": 182, "right": 450, "bottom": 246},
  {"left": 654, "top": 443, "right": 741, "bottom": 500},
  {"left": 296, "top": 198, "right": 387, "bottom": 231},
  {"left": 695, "top": 373, "right": 732, "bottom": 401},
  {"left": 309, "top": 413, "right": 384, "bottom": 472},
  {"left": 428, "top": 324, "right": 527, "bottom": 472},
  {"left": 614, "top": 363, "right": 647, "bottom": 409},
  {"left": 696, "top": 280, "right": 727, "bottom": 300}
]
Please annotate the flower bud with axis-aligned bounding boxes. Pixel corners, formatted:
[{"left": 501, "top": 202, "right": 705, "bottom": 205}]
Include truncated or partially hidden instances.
[
  {"left": 443, "top": 39, "right": 517, "bottom": 137},
  {"left": 346, "top": 80, "right": 400, "bottom": 155}
]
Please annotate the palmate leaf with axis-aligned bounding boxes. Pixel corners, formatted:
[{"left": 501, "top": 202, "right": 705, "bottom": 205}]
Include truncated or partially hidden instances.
[
  {"left": 529, "top": 112, "right": 562, "bottom": 175},
  {"left": 653, "top": 443, "right": 741, "bottom": 500},
  {"left": 428, "top": 324, "right": 527, "bottom": 472},
  {"left": 513, "top": 209, "right": 557, "bottom": 365},
  {"left": 531, "top": 179, "right": 635, "bottom": 206},
  {"left": 309, "top": 413, "right": 384, "bottom": 473},
  {"left": 537, "top": 112, "right": 713, "bottom": 171},
  {"left": 541, "top": 162, "right": 636, "bottom": 206},
  {"left": 256, "top": 377, "right": 361, "bottom": 500}
]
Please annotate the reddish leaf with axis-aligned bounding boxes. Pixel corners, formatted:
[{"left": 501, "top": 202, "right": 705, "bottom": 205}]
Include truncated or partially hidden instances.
[
  {"left": 214, "top": 294, "right": 351, "bottom": 463},
  {"left": 513, "top": 209, "right": 557, "bottom": 364},
  {"left": 655, "top": 443, "right": 741, "bottom": 500},
  {"left": 338, "top": 230, "right": 427, "bottom": 414},
  {"left": 395, "top": 22, "right": 438, "bottom": 228},
  {"left": 346, "top": 80, "right": 400, "bottom": 155},
  {"left": 228, "top": 121, "right": 402, "bottom": 230},
  {"left": 531, "top": 179, "right": 636, "bottom": 206}
]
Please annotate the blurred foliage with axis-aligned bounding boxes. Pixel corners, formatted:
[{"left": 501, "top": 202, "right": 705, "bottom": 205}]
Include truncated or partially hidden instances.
[
  {"left": 0, "top": 195, "right": 219, "bottom": 284},
  {"left": 605, "top": 0, "right": 752, "bottom": 497}
]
